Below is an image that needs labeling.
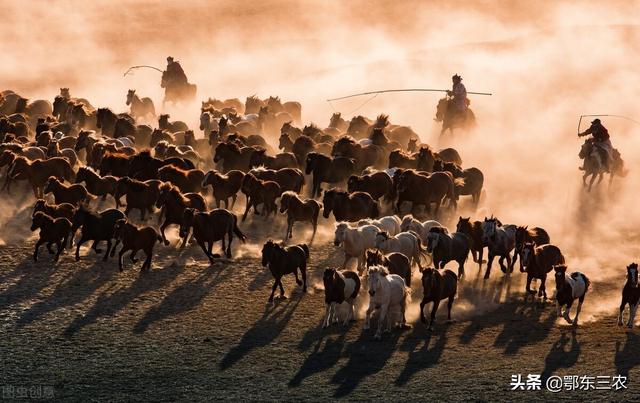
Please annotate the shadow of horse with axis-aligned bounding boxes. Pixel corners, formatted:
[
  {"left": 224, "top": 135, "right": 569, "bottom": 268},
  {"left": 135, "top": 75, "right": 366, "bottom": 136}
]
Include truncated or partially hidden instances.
[
  {"left": 219, "top": 297, "right": 301, "bottom": 370},
  {"left": 541, "top": 330, "right": 581, "bottom": 381},
  {"left": 615, "top": 332, "right": 640, "bottom": 379},
  {"left": 288, "top": 327, "right": 348, "bottom": 388},
  {"left": 330, "top": 330, "right": 401, "bottom": 398},
  {"left": 133, "top": 263, "right": 230, "bottom": 333},
  {"left": 15, "top": 259, "right": 117, "bottom": 328},
  {"left": 0, "top": 256, "right": 60, "bottom": 312},
  {"left": 63, "top": 262, "right": 183, "bottom": 336},
  {"left": 394, "top": 325, "right": 448, "bottom": 386}
]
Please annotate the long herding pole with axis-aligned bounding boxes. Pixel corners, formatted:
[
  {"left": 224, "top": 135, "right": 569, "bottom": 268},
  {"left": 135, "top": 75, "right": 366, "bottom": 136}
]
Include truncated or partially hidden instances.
[
  {"left": 577, "top": 114, "right": 640, "bottom": 135},
  {"left": 123, "top": 65, "right": 163, "bottom": 77},
  {"left": 326, "top": 88, "right": 492, "bottom": 102}
]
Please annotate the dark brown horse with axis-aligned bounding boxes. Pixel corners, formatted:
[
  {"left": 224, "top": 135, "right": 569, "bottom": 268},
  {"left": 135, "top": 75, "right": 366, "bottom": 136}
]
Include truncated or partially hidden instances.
[
  {"left": 396, "top": 170, "right": 456, "bottom": 215},
  {"left": 31, "top": 212, "right": 72, "bottom": 262},
  {"left": 322, "top": 188, "right": 379, "bottom": 221},
  {"left": 155, "top": 183, "right": 207, "bottom": 246},
  {"left": 419, "top": 267, "right": 457, "bottom": 331},
  {"left": 113, "top": 219, "right": 162, "bottom": 271},
  {"left": 305, "top": 152, "right": 356, "bottom": 198},
  {"left": 521, "top": 242, "right": 565, "bottom": 300},
  {"left": 74, "top": 167, "right": 117, "bottom": 201},
  {"left": 347, "top": 171, "right": 392, "bottom": 201},
  {"left": 365, "top": 249, "right": 412, "bottom": 286},
  {"left": 201, "top": 170, "right": 245, "bottom": 209},
  {"left": 261, "top": 240, "right": 309, "bottom": 302},
  {"left": 456, "top": 217, "right": 486, "bottom": 269},
  {"left": 249, "top": 149, "right": 298, "bottom": 170},
  {"left": 241, "top": 173, "right": 281, "bottom": 221},
  {"left": 279, "top": 191, "right": 322, "bottom": 242},
  {"left": 180, "top": 207, "right": 246, "bottom": 261},
  {"left": 514, "top": 226, "right": 550, "bottom": 272},
  {"left": 157, "top": 165, "right": 205, "bottom": 194},
  {"left": 214, "top": 141, "right": 256, "bottom": 173}
]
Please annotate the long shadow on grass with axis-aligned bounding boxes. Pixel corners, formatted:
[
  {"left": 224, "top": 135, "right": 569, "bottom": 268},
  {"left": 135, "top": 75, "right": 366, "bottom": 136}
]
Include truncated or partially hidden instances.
[
  {"left": 541, "top": 330, "right": 581, "bottom": 382},
  {"left": 219, "top": 296, "right": 302, "bottom": 370},
  {"left": 133, "top": 263, "right": 231, "bottom": 333},
  {"left": 615, "top": 332, "right": 640, "bottom": 379},
  {"left": 394, "top": 325, "right": 448, "bottom": 386}
]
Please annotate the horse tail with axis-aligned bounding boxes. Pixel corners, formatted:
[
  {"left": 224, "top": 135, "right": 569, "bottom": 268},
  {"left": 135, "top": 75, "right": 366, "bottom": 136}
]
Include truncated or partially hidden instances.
[
  {"left": 232, "top": 215, "right": 247, "bottom": 243},
  {"left": 582, "top": 273, "right": 591, "bottom": 292}
]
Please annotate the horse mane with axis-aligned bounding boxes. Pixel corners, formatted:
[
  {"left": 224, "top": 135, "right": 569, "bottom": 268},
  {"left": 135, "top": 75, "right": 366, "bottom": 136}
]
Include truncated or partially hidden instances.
[
  {"left": 280, "top": 190, "right": 299, "bottom": 200},
  {"left": 222, "top": 140, "right": 241, "bottom": 154},
  {"left": 369, "top": 265, "right": 389, "bottom": 276},
  {"left": 429, "top": 226, "right": 448, "bottom": 234},
  {"left": 335, "top": 135, "right": 357, "bottom": 145},
  {"left": 102, "top": 151, "right": 128, "bottom": 160}
]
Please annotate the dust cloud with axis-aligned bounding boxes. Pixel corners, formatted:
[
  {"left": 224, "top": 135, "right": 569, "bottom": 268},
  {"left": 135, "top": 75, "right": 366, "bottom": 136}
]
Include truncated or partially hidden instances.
[{"left": 2, "top": 0, "right": 640, "bottom": 318}]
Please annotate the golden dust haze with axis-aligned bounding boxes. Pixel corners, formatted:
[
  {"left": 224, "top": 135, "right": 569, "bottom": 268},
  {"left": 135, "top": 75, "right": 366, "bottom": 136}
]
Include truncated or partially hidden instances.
[{"left": 2, "top": 0, "right": 640, "bottom": 317}]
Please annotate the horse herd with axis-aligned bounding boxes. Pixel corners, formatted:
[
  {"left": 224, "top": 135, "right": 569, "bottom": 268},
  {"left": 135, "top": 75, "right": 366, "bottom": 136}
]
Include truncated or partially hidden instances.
[{"left": 0, "top": 87, "right": 636, "bottom": 339}]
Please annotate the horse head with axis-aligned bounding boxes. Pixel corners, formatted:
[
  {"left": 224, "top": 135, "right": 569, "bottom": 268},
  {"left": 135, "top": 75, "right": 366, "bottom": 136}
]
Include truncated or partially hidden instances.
[
  {"left": 367, "top": 265, "right": 388, "bottom": 297},
  {"left": 126, "top": 89, "right": 135, "bottom": 106},
  {"left": 435, "top": 98, "right": 448, "bottom": 122},
  {"left": 554, "top": 264, "right": 568, "bottom": 290},
  {"left": 628, "top": 263, "right": 639, "bottom": 287}
]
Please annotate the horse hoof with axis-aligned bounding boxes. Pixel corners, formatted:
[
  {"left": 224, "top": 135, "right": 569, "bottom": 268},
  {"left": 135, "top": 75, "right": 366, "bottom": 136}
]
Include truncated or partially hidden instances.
[{"left": 163, "top": 240, "right": 170, "bottom": 246}]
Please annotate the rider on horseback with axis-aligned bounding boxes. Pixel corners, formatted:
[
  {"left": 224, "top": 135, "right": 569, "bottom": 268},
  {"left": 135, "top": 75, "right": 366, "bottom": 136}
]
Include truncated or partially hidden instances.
[
  {"left": 578, "top": 118, "right": 613, "bottom": 172},
  {"left": 446, "top": 74, "right": 469, "bottom": 113},
  {"left": 162, "top": 56, "right": 189, "bottom": 94}
]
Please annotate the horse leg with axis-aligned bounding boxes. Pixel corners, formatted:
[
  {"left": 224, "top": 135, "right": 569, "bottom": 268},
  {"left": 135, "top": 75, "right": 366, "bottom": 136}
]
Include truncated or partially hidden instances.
[
  {"left": 478, "top": 247, "right": 483, "bottom": 270},
  {"left": 618, "top": 300, "right": 626, "bottom": 326},
  {"left": 525, "top": 274, "right": 536, "bottom": 297},
  {"left": 498, "top": 256, "right": 506, "bottom": 274},
  {"left": 429, "top": 301, "right": 440, "bottom": 331},
  {"left": 118, "top": 248, "right": 126, "bottom": 271},
  {"left": 268, "top": 279, "right": 279, "bottom": 302},
  {"left": 510, "top": 252, "right": 517, "bottom": 273},
  {"left": 278, "top": 278, "right": 286, "bottom": 298},
  {"left": 556, "top": 299, "right": 562, "bottom": 316},
  {"left": 54, "top": 240, "right": 64, "bottom": 262},
  {"left": 447, "top": 295, "right": 455, "bottom": 322},
  {"left": 231, "top": 194, "right": 237, "bottom": 209},
  {"left": 420, "top": 299, "right": 428, "bottom": 324},
  {"left": 102, "top": 239, "right": 112, "bottom": 262},
  {"left": 323, "top": 303, "right": 332, "bottom": 328},
  {"left": 242, "top": 200, "right": 251, "bottom": 222},
  {"left": 364, "top": 302, "right": 373, "bottom": 330},
  {"left": 471, "top": 249, "right": 478, "bottom": 263},
  {"left": 75, "top": 235, "right": 88, "bottom": 261},
  {"left": 484, "top": 252, "right": 494, "bottom": 279},
  {"left": 33, "top": 239, "right": 44, "bottom": 262},
  {"left": 588, "top": 173, "right": 597, "bottom": 192},
  {"left": 375, "top": 304, "right": 388, "bottom": 339},
  {"left": 539, "top": 274, "right": 547, "bottom": 300},
  {"left": 457, "top": 260, "right": 465, "bottom": 279},
  {"left": 226, "top": 230, "right": 233, "bottom": 258},
  {"left": 300, "top": 261, "right": 307, "bottom": 292},
  {"left": 563, "top": 299, "right": 574, "bottom": 324},
  {"left": 627, "top": 303, "right": 638, "bottom": 328},
  {"left": 573, "top": 296, "right": 585, "bottom": 326}
]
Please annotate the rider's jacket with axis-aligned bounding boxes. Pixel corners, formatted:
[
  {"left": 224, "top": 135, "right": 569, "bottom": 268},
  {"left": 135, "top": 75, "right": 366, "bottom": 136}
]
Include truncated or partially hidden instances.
[
  {"left": 451, "top": 82, "right": 467, "bottom": 111},
  {"left": 165, "top": 61, "right": 188, "bottom": 86},
  {"left": 582, "top": 123, "right": 610, "bottom": 142}
]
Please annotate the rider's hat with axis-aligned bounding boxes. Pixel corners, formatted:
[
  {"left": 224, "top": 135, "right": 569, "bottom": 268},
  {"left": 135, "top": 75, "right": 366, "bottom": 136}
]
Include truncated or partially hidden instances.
[
  {"left": 452, "top": 74, "right": 462, "bottom": 81},
  {"left": 591, "top": 118, "right": 601, "bottom": 125},
  {"left": 167, "top": 56, "right": 174, "bottom": 62}
]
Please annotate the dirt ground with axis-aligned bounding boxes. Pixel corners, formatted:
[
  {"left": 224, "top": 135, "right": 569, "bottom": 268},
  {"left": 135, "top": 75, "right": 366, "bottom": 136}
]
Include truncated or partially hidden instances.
[{"left": 1, "top": 196, "right": 639, "bottom": 402}]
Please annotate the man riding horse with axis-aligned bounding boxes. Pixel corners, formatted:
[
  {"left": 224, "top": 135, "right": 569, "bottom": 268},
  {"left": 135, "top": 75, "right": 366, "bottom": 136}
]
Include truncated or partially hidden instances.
[
  {"left": 578, "top": 118, "right": 613, "bottom": 172},
  {"left": 161, "top": 56, "right": 196, "bottom": 104},
  {"left": 436, "top": 74, "right": 475, "bottom": 135}
]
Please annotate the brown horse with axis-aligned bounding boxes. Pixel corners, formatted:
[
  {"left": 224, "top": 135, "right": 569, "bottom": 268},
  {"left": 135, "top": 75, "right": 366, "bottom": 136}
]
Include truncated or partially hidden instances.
[
  {"left": 33, "top": 199, "right": 75, "bottom": 220},
  {"left": 322, "top": 188, "right": 378, "bottom": 221},
  {"left": 456, "top": 217, "right": 486, "bottom": 269},
  {"left": 365, "top": 249, "right": 412, "bottom": 286},
  {"left": 44, "top": 177, "right": 93, "bottom": 206},
  {"left": 261, "top": 240, "right": 309, "bottom": 302},
  {"left": 241, "top": 173, "right": 281, "bottom": 221},
  {"left": 8, "top": 156, "right": 74, "bottom": 197},
  {"left": 514, "top": 226, "right": 550, "bottom": 272},
  {"left": 75, "top": 167, "right": 117, "bottom": 201},
  {"left": 31, "top": 212, "right": 72, "bottom": 262},
  {"left": 347, "top": 172, "right": 393, "bottom": 201},
  {"left": 305, "top": 152, "right": 356, "bottom": 198},
  {"left": 435, "top": 97, "right": 476, "bottom": 136},
  {"left": 201, "top": 170, "right": 245, "bottom": 209},
  {"left": 114, "top": 177, "right": 162, "bottom": 220},
  {"left": 155, "top": 183, "right": 207, "bottom": 246},
  {"left": 113, "top": 219, "right": 162, "bottom": 271},
  {"left": 180, "top": 207, "right": 246, "bottom": 261},
  {"left": 433, "top": 159, "right": 483, "bottom": 205},
  {"left": 396, "top": 170, "right": 456, "bottom": 215},
  {"left": 157, "top": 165, "right": 205, "bottom": 194},
  {"left": 214, "top": 141, "right": 256, "bottom": 173},
  {"left": 249, "top": 149, "right": 298, "bottom": 170},
  {"left": 250, "top": 167, "right": 305, "bottom": 194},
  {"left": 521, "top": 242, "right": 565, "bottom": 300},
  {"left": 126, "top": 89, "right": 155, "bottom": 120},
  {"left": 279, "top": 191, "right": 322, "bottom": 242},
  {"left": 419, "top": 267, "right": 457, "bottom": 331},
  {"left": 331, "top": 136, "right": 385, "bottom": 170}
]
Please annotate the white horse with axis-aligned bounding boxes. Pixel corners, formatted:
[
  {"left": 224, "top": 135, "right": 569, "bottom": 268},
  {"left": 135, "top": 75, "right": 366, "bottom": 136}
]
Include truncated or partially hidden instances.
[
  {"left": 364, "top": 265, "right": 410, "bottom": 340},
  {"left": 400, "top": 214, "right": 444, "bottom": 244},
  {"left": 481, "top": 216, "right": 516, "bottom": 279},
  {"left": 334, "top": 223, "right": 378, "bottom": 272},
  {"left": 358, "top": 215, "right": 402, "bottom": 236},
  {"left": 375, "top": 230, "right": 427, "bottom": 269}
]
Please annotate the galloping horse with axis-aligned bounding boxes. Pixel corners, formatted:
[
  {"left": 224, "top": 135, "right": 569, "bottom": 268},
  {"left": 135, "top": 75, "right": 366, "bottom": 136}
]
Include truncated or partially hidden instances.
[
  {"left": 161, "top": 71, "right": 197, "bottom": 105},
  {"left": 435, "top": 96, "right": 476, "bottom": 136},
  {"left": 579, "top": 138, "right": 627, "bottom": 192}
]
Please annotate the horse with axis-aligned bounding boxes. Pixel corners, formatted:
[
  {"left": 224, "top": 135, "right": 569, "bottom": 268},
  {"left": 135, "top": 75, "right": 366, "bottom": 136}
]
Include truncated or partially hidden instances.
[
  {"left": 30, "top": 212, "right": 72, "bottom": 262},
  {"left": 250, "top": 167, "right": 305, "bottom": 194},
  {"left": 248, "top": 149, "right": 298, "bottom": 170},
  {"left": 331, "top": 136, "right": 386, "bottom": 171},
  {"left": 157, "top": 165, "right": 205, "bottom": 194},
  {"left": 126, "top": 89, "right": 155, "bottom": 121},
  {"left": 365, "top": 249, "right": 412, "bottom": 286},
  {"left": 358, "top": 215, "right": 402, "bottom": 236},
  {"left": 426, "top": 227, "right": 471, "bottom": 278},
  {"left": 261, "top": 240, "right": 309, "bottom": 302},
  {"left": 396, "top": 170, "right": 457, "bottom": 215},
  {"left": 433, "top": 159, "right": 484, "bottom": 205},
  {"left": 364, "top": 265, "right": 410, "bottom": 340},
  {"left": 155, "top": 183, "right": 207, "bottom": 247},
  {"left": 8, "top": 156, "right": 74, "bottom": 198},
  {"left": 334, "top": 223, "right": 379, "bottom": 272},
  {"left": 322, "top": 188, "right": 378, "bottom": 222},
  {"left": 305, "top": 152, "right": 356, "bottom": 198},
  {"left": 214, "top": 142, "right": 257, "bottom": 173},
  {"left": 578, "top": 139, "right": 628, "bottom": 191},
  {"left": 514, "top": 226, "right": 550, "bottom": 271},
  {"left": 618, "top": 263, "right": 640, "bottom": 329},
  {"left": 241, "top": 173, "right": 281, "bottom": 221},
  {"left": 72, "top": 206, "right": 125, "bottom": 261},
  {"left": 400, "top": 215, "right": 443, "bottom": 244},
  {"left": 180, "top": 208, "right": 246, "bottom": 261},
  {"left": 279, "top": 191, "right": 321, "bottom": 242},
  {"left": 456, "top": 217, "right": 486, "bottom": 270},
  {"left": 158, "top": 114, "right": 189, "bottom": 133},
  {"left": 322, "top": 268, "right": 360, "bottom": 327},
  {"left": 419, "top": 267, "right": 458, "bottom": 331},
  {"left": 521, "top": 242, "right": 565, "bottom": 300},
  {"left": 375, "top": 230, "right": 427, "bottom": 269},
  {"left": 554, "top": 264, "right": 590, "bottom": 326},
  {"left": 201, "top": 170, "right": 244, "bottom": 209},
  {"left": 113, "top": 219, "right": 162, "bottom": 271},
  {"left": 44, "top": 177, "right": 93, "bottom": 206},
  {"left": 33, "top": 199, "right": 75, "bottom": 221},
  {"left": 481, "top": 216, "right": 516, "bottom": 279},
  {"left": 347, "top": 171, "right": 393, "bottom": 201},
  {"left": 114, "top": 177, "right": 162, "bottom": 220},
  {"left": 74, "top": 167, "right": 117, "bottom": 201},
  {"left": 435, "top": 97, "right": 476, "bottom": 136}
]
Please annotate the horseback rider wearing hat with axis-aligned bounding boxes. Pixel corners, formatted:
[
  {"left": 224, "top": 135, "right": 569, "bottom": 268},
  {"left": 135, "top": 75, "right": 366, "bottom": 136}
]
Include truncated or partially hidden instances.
[
  {"left": 579, "top": 118, "right": 613, "bottom": 172},
  {"left": 162, "top": 56, "right": 189, "bottom": 94},
  {"left": 446, "top": 74, "right": 469, "bottom": 112}
]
